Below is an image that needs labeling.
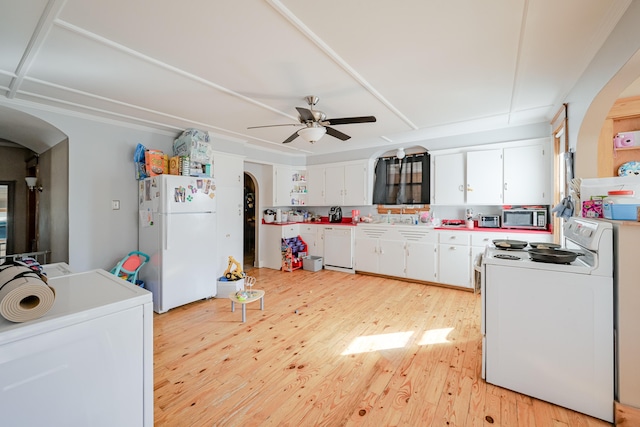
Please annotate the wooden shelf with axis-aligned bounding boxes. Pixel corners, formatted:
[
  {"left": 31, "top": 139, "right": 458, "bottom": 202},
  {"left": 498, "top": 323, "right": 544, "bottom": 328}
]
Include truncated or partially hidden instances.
[
  {"left": 614, "top": 146, "right": 640, "bottom": 151},
  {"left": 598, "top": 96, "right": 640, "bottom": 177}
]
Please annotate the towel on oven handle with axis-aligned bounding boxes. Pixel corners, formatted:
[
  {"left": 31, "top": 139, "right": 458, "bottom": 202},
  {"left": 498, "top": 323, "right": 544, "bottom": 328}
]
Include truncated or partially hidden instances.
[{"left": 552, "top": 196, "right": 574, "bottom": 220}]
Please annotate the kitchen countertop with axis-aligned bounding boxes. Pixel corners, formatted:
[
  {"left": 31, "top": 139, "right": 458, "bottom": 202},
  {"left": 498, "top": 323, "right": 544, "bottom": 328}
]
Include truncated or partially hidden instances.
[
  {"left": 263, "top": 219, "right": 553, "bottom": 233},
  {"left": 262, "top": 217, "right": 357, "bottom": 226},
  {"left": 435, "top": 226, "right": 552, "bottom": 234}
]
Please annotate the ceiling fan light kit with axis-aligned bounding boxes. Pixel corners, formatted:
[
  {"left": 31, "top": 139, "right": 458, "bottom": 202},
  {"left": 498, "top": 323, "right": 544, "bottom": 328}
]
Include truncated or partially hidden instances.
[
  {"left": 248, "top": 96, "right": 376, "bottom": 144},
  {"left": 396, "top": 148, "right": 405, "bottom": 159},
  {"left": 298, "top": 126, "right": 326, "bottom": 143}
]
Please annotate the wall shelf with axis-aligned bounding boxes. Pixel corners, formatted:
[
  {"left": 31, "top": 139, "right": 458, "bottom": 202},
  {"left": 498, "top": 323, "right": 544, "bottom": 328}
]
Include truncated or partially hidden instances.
[{"left": 598, "top": 96, "right": 640, "bottom": 177}]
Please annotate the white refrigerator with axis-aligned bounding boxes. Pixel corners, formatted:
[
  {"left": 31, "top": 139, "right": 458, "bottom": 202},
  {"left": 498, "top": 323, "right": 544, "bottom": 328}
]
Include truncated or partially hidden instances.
[{"left": 138, "top": 175, "right": 217, "bottom": 313}]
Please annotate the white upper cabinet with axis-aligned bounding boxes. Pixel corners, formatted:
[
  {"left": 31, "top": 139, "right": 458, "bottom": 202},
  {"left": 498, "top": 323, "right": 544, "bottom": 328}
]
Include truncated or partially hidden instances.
[
  {"left": 322, "top": 161, "right": 370, "bottom": 206},
  {"left": 306, "top": 166, "right": 325, "bottom": 206},
  {"left": 433, "top": 139, "right": 551, "bottom": 206},
  {"left": 503, "top": 143, "right": 550, "bottom": 205},
  {"left": 466, "top": 149, "right": 503, "bottom": 205},
  {"left": 344, "top": 162, "right": 369, "bottom": 205},
  {"left": 324, "top": 165, "right": 344, "bottom": 206},
  {"left": 434, "top": 153, "right": 466, "bottom": 205},
  {"left": 273, "top": 166, "right": 307, "bottom": 206}
]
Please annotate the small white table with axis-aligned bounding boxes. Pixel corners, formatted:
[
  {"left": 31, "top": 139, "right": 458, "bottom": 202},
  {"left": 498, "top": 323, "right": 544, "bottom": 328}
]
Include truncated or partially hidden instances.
[{"left": 229, "top": 290, "right": 265, "bottom": 322}]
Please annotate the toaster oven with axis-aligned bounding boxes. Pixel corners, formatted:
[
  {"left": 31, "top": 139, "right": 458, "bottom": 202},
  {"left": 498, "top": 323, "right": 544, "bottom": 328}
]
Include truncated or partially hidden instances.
[{"left": 479, "top": 215, "right": 501, "bottom": 228}]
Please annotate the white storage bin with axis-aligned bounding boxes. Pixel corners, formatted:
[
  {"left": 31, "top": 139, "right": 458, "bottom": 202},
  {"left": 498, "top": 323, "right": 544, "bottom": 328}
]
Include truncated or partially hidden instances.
[
  {"left": 216, "top": 278, "right": 244, "bottom": 297},
  {"left": 302, "top": 256, "right": 323, "bottom": 272}
]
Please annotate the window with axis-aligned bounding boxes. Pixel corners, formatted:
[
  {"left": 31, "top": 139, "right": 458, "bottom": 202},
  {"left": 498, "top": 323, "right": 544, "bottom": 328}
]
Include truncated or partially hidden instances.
[{"left": 372, "top": 153, "right": 430, "bottom": 204}]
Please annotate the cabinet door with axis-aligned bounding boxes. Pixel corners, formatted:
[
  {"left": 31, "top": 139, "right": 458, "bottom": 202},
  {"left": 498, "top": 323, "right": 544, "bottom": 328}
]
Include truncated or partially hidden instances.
[
  {"left": 343, "top": 163, "right": 368, "bottom": 206},
  {"left": 263, "top": 226, "right": 284, "bottom": 270},
  {"left": 274, "top": 166, "right": 293, "bottom": 206},
  {"left": 503, "top": 144, "right": 550, "bottom": 205},
  {"left": 354, "top": 237, "right": 379, "bottom": 273},
  {"left": 378, "top": 239, "right": 406, "bottom": 277},
  {"left": 300, "top": 224, "right": 323, "bottom": 257},
  {"left": 307, "top": 166, "right": 325, "bottom": 206},
  {"left": 324, "top": 165, "right": 344, "bottom": 205},
  {"left": 466, "top": 149, "right": 503, "bottom": 204},
  {"left": 282, "top": 225, "right": 299, "bottom": 239},
  {"left": 300, "top": 229, "right": 316, "bottom": 257},
  {"left": 406, "top": 241, "right": 437, "bottom": 282},
  {"left": 213, "top": 153, "right": 244, "bottom": 276},
  {"left": 434, "top": 153, "right": 465, "bottom": 205},
  {"left": 438, "top": 243, "right": 471, "bottom": 288}
]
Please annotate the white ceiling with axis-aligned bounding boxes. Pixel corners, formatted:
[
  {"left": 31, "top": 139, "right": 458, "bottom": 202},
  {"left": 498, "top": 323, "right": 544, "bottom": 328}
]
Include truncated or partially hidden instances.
[{"left": 0, "top": 0, "right": 635, "bottom": 156}]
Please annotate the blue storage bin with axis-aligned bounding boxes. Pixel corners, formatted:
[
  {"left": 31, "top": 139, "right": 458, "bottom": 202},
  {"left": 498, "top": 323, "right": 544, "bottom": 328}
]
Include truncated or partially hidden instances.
[{"left": 603, "top": 203, "right": 640, "bottom": 220}]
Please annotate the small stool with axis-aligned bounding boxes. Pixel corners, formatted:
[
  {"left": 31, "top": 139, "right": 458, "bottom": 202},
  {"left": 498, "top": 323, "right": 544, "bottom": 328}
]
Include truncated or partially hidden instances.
[{"left": 229, "top": 290, "right": 265, "bottom": 322}]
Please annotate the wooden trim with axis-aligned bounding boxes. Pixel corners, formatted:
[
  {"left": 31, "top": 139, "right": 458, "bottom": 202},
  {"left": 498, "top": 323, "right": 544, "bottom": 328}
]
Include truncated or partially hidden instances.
[
  {"left": 355, "top": 270, "right": 474, "bottom": 292},
  {"left": 598, "top": 118, "right": 615, "bottom": 177},
  {"left": 615, "top": 401, "right": 640, "bottom": 426},
  {"left": 607, "top": 96, "right": 640, "bottom": 119},
  {"left": 376, "top": 206, "right": 430, "bottom": 215},
  {"left": 551, "top": 103, "right": 567, "bottom": 133}
]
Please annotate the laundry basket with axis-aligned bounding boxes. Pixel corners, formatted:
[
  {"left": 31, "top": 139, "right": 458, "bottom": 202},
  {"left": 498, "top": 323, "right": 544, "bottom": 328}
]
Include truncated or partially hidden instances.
[{"left": 110, "top": 251, "right": 150, "bottom": 286}]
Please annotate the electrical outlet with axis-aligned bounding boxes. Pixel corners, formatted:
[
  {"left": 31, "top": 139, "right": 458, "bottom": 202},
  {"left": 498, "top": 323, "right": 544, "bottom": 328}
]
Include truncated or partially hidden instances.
[{"left": 112, "top": 200, "right": 120, "bottom": 210}]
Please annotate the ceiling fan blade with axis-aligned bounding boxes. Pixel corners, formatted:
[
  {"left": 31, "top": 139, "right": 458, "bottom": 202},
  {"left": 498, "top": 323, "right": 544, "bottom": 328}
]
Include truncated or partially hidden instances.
[
  {"left": 247, "top": 123, "right": 302, "bottom": 129},
  {"left": 282, "top": 131, "right": 300, "bottom": 144},
  {"left": 325, "top": 116, "right": 377, "bottom": 125},
  {"left": 326, "top": 126, "right": 351, "bottom": 141},
  {"left": 296, "top": 107, "right": 315, "bottom": 122}
]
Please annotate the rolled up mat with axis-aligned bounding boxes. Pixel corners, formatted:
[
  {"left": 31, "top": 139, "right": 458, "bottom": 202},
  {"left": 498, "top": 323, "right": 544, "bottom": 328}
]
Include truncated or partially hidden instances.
[{"left": 0, "top": 265, "right": 56, "bottom": 323}]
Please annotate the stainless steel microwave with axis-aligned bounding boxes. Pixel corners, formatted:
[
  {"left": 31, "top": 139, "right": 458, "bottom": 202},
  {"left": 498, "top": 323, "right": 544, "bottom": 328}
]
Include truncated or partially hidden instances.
[{"left": 502, "top": 208, "right": 547, "bottom": 230}]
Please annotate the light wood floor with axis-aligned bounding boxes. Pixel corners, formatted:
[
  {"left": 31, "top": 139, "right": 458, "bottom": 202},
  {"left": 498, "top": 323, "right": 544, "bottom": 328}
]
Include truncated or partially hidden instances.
[{"left": 153, "top": 268, "right": 612, "bottom": 427}]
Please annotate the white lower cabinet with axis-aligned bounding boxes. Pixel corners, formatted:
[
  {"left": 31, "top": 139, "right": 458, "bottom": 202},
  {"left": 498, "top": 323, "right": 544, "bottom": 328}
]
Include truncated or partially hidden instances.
[
  {"left": 355, "top": 226, "right": 437, "bottom": 281},
  {"left": 378, "top": 238, "right": 406, "bottom": 278},
  {"left": 356, "top": 226, "right": 553, "bottom": 289},
  {"left": 402, "top": 228, "right": 437, "bottom": 282},
  {"left": 263, "top": 224, "right": 299, "bottom": 270},
  {"left": 355, "top": 227, "right": 387, "bottom": 274},
  {"left": 438, "top": 231, "right": 472, "bottom": 288},
  {"left": 300, "top": 224, "right": 324, "bottom": 258}
]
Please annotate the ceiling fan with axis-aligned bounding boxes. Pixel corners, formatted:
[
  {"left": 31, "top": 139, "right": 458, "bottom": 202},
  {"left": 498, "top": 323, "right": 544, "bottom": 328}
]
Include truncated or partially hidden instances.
[{"left": 248, "top": 96, "right": 376, "bottom": 144}]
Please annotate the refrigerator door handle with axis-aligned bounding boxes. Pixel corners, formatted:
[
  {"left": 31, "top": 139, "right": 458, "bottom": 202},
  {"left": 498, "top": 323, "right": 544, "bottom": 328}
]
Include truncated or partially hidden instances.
[{"left": 164, "top": 213, "right": 170, "bottom": 251}]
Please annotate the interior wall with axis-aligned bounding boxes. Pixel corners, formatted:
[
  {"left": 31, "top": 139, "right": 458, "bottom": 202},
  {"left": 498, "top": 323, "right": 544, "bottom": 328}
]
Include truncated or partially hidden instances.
[
  {"left": 567, "top": 0, "right": 640, "bottom": 178},
  {"left": 244, "top": 161, "right": 272, "bottom": 268},
  {"left": 5, "top": 106, "right": 177, "bottom": 271},
  {"left": 39, "top": 140, "right": 69, "bottom": 263},
  {"left": 0, "top": 146, "right": 32, "bottom": 253}
]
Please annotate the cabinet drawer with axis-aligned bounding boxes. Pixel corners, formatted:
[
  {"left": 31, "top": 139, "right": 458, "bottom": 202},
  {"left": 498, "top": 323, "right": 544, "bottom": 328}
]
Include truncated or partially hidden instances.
[
  {"left": 471, "top": 233, "right": 504, "bottom": 247},
  {"left": 397, "top": 227, "right": 437, "bottom": 243},
  {"left": 438, "top": 231, "right": 470, "bottom": 245}
]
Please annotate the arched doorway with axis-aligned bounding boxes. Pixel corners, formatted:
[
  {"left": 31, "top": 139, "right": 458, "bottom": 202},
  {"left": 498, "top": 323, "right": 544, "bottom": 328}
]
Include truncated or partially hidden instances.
[{"left": 243, "top": 172, "right": 257, "bottom": 271}]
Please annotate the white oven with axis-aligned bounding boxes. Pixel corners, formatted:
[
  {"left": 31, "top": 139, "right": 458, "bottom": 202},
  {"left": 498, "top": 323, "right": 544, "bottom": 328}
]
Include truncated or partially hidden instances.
[{"left": 481, "top": 218, "right": 613, "bottom": 422}]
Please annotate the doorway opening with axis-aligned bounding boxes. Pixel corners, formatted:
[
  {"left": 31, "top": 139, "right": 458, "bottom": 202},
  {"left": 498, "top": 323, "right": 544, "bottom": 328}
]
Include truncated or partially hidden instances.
[
  {"left": 0, "top": 182, "right": 16, "bottom": 257},
  {"left": 244, "top": 172, "right": 257, "bottom": 271}
]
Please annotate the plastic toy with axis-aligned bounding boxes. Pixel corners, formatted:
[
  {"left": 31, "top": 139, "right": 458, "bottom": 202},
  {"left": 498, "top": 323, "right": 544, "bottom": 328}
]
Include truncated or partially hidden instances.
[
  {"left": 110, "top": 251, "right": 150, "bottom": 285},
  {"left": 224, "top": 256, "right": 245, "bottom": 281}
]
